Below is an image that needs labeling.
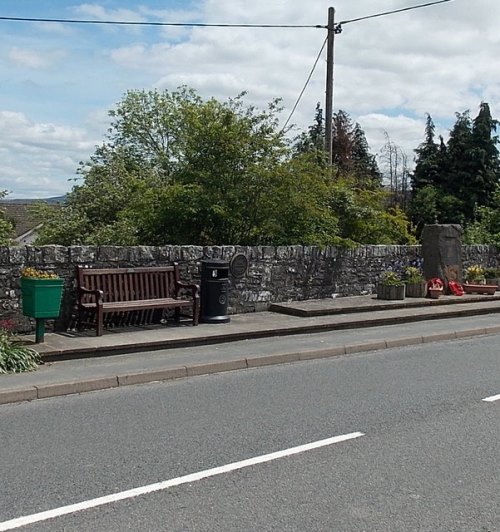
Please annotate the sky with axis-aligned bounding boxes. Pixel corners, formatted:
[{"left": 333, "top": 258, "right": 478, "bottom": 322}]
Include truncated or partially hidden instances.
[{"left": 0, "top": 0, "right": 498, "bottom": 199}]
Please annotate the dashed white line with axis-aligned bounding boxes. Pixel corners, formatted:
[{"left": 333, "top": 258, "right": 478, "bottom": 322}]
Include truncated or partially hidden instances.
[
  {"left": 0, "top": 431, "right": 364, "bottom": 531},
  {"left": 482, "top": 393, "right": 500, "bottom": 402}
]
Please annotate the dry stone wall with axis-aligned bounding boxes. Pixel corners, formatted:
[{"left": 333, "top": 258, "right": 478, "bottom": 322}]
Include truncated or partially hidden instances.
[{"left": 0, "top": 244, "right": 498, "bottom": 333}]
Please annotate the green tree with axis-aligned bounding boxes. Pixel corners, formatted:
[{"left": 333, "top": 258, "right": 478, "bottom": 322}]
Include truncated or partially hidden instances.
[
  {"left": 469, "top": 102, "right": 500, "bottom": 208},
  {"left": 0, "top": 191, "right": 14, "bottom": 245},
  {"left": 36, "top": 89, "right": 343, "bottom": 246},
  {"left": 412, "top": 114, "right": 442, "bottom": 192},
  {"left": 410, "top": 103, "right": 500, "bottom": 229},
  {"left": 293, "top": 103, "right": 326, "bottom": 163},
  {"left": 36, "top": 88, "right": 412, "bottom": 247},
  {"left": 294, "top": 106, "right": 381, "bottom": 187}
]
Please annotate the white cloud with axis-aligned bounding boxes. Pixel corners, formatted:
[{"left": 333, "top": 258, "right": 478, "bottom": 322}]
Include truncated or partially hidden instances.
[
  {"left": 1, "top": 0, "right": 499, "bottom": 197},
  {"left": 0, "top": 111, "right": 98, "bottom": 198},
  {"left": 8, "top": 47, "right": 66, "bottom": 69}
]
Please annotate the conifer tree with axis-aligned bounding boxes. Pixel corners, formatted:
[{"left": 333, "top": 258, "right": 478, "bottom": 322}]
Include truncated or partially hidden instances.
[
  {"left": 294, "top": 105, "right": 381, "bottom": 187},
  {"left": 412, "top": 114, "right": 442, "bottom": 192},
  {"left": 469, "top": 102, "right": 500, "bottom": 209}
]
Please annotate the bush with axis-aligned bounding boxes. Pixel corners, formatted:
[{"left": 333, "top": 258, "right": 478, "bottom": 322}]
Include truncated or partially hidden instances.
[
  {"left": 379, "top": 271, "right": 404, "bottom": 286},
  {"left": 483, "top": 267, "right": 500, "bottom": 278},
  {"left": 0, "top": 324, "right": 41, "bottom": 374},
  {"left": 404, "top": 266, "right": 424, "bottom": 284}
]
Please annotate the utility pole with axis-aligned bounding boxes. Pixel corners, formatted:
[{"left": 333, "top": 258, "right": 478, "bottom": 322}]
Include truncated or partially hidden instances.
[{"left": 324, "top": 6, "right": 336, "bottom": 166}]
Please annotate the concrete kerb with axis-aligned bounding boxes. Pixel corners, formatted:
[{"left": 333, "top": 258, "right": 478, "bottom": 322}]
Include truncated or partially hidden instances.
[{"left": 0, "top": 326, "right": 497, "bottom": 406}]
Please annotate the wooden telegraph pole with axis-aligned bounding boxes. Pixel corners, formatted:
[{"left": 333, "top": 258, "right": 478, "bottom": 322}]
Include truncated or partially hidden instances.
[{"left": 324, "top": 7, "right": 336, "bottom": 166}]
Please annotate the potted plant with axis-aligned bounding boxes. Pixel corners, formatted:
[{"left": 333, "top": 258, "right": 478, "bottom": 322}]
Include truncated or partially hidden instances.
[
  {"left": 484, "top": 267, "right": 500, "bottom": 288},
  {"left": 20, "top": 267, "right": 64, "bottom": 343},
  {"left": 404, "top": 266, "right": 427, "bottom": 298},
  {"left": 463, "top": 264, "right": 496, "bottom": 295},
  {"left": 377, "top": 271, "right": 405, "bottom": 300},
  {"left": 427, "top": 278, "right": 444, "bottom": 299}
]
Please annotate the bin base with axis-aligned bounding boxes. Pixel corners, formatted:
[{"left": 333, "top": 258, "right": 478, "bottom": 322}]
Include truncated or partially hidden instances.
[{"left": 200, "top": 315, "right": 231, "bottom": 324}]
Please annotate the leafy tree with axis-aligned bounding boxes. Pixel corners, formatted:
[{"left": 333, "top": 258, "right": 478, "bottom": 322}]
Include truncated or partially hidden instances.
[
  {"left": 36, "top": 88, "right": 412, "bottom": 247},
  {"left": 329, "top": 179, "right": 416, "bottom": 245},
  {"left": 36, "top": 89, "right": 342, "bottom": 246},
  {"left": 463, "top": 184, "right": 500, "bottom": 245},
  {"left": 0, "top": 191, "right": 14, "bottom": 246}
]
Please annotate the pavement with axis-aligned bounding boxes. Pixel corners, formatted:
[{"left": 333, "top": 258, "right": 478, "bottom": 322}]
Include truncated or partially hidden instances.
[{"left": 2, "top": 293, "right": 500, "bottom": 406}]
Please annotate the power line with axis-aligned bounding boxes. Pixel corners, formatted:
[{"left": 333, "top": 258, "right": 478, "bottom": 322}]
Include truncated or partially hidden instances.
[
  {"left": 0, "top": 1, "right": 454, "bottom": 30},
  {"left": 338, "top": 0, "right": 453, "bottom": 27},
  {"left": 282, "top": 37, "right": 328, "bottom": 132},
  {"left": 0, "top": 15, "right": 320, "bottom": 29}
]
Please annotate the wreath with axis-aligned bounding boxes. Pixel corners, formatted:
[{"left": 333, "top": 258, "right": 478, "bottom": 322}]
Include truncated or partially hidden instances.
[{"left": 427, "top": 278, "right": 444, "bottom": 290}]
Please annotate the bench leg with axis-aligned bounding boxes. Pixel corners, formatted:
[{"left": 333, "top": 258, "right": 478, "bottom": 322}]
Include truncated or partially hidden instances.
[
  {"left": 193, "top": 297, "right": 200, "bottom": 326},
  {"left": 96, "top": 304, "right": 104, "bottom": 336},
  {"left": 76, "top": 307, "right": 85, "bottom": 332},
  {"left": 174, "top": 307, "right": 181, "bottom": 323}
]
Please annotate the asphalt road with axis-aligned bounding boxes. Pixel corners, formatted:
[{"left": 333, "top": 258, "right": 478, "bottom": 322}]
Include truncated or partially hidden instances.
[{"left": 1, "top": 334, "right": 499, "bottom": 531}]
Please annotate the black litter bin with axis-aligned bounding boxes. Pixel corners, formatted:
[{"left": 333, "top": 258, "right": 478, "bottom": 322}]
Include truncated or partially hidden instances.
[{"left": 200, "top": 259, "right": 230, "bottom": 323}]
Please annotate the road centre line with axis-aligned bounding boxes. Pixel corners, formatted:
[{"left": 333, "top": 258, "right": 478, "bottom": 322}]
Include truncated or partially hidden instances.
[
  {"left": 0, "top": 431, "right": 364, "bottom": 531},
  {"left": 482, "top": 393, "right": 500, "bottom": 402}
]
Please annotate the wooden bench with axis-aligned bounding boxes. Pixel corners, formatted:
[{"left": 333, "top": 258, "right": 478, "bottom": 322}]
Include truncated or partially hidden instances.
[{"left": 75, "top": 264, "right": 199, "bottom": 336}]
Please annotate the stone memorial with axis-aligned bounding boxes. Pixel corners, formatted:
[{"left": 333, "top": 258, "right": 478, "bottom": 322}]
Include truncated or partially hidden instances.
[{"left": 421, "top": 224, "right": 463, "bottom": 290}]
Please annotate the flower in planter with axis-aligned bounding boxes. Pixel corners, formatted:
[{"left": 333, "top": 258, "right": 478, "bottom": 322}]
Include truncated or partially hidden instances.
[
  {"left": 404, "top": 266, "right": 424, "bottom": 284},
  {"left": 377, "top": 271, "right": 405, "bottom": 300},
  {"left": 21, "top": 267, "right": 59, "bottom": 279},
  {"left": 379, "top": 271, "right": 404, "bottom": 286},
  {"left": 464, "top": 264, "right": 485, "bottom": 284},
  {"left": 404, "top": 266, "right": 426, "bottom": 298}
]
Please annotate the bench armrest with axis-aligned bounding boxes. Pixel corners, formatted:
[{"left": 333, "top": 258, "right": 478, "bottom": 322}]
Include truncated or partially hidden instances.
[
  {"left": 77, "top": 286, "right": 104, "bottom": 305},
  {"left": 176, "top": 281, "right": 200, "bottom": 298}
]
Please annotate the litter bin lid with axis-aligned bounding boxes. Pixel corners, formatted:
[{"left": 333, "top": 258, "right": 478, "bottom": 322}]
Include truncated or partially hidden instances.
[{"left": 201, "top": 259, "right": 229, "bottom": 267}]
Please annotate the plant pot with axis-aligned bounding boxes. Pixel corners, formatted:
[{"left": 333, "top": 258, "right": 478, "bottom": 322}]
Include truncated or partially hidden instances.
[
  {"left": 428, "top": 287, "right": 443, "bottom": 299},
  {"left": 21, "top": 277, "right": 64, "bottom": 318},
  {"left": 485, "top": 277, "right": 500, "bottom": 287},
  {"left": 463, "top": 283, "right": 497, "bottom": 295},
  {"left": 377, "top": 284, "right": 405, "bottom": 300},
  {"left": 405, "top": 281, "right": 427, "bottom": 298}
]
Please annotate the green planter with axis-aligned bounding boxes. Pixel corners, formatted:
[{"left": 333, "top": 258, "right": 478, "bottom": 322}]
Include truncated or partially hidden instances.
[{"left": 21, "top": 277, "right": 64, "bottom": 318}]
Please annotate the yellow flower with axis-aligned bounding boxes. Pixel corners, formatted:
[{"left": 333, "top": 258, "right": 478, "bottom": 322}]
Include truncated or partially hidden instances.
[{"left": 20, "top": 267, "right": 59, "bottom": 279}]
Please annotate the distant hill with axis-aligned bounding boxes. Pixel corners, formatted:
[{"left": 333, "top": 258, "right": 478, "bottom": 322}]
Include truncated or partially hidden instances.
[{"left": 1, "top": 195, "right": 67, "bottom": 205}]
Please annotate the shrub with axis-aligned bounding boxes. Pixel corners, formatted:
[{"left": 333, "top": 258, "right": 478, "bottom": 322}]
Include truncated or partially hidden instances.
[
  {"left": 379, "top": 271, "right": 404, "bottom": 286},
  {"left": 484, "top": 267, "right": 500, "bottom": 278},
  {"left": 404, "top": 266, "right": 424, "bottom": 284},
  {"left": 0, "top": 325, "right": 41, "bottom": 374}
]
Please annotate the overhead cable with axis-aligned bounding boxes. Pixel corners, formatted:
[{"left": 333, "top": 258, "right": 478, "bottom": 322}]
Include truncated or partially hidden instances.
[
  {"left": 338, "top": 0, "right": 453, "bottom": 26},
  {"left": 282, "top": 37, "right": 328, "bottom": 132},
  {"left": 0, "top": 15, "right": 320, "bottom": 29}
]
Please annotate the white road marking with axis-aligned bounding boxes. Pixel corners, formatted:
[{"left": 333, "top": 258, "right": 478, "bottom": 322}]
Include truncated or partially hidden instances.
[
  {"left": 482, "top": 393, "right": 500, "bottom": 402},
  {"left": 0, "top": 431, "right": 364, "bottom": 531}
]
